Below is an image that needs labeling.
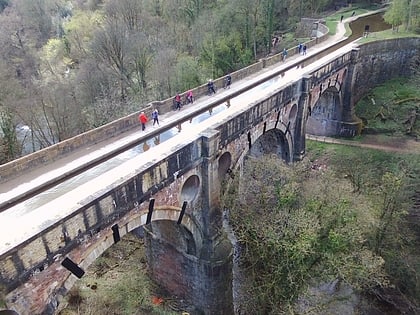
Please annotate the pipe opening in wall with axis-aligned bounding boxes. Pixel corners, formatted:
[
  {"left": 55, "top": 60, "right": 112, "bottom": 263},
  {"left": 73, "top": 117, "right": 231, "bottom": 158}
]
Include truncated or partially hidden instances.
[
  {"left": 218, "top": 152, "right": 232, "bottom": 180},
  {"left": 180, "top": 175, "right": 200, "bottom": 203}
]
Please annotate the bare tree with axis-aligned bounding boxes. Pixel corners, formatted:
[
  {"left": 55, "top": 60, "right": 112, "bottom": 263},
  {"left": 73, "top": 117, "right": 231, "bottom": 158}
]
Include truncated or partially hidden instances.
[
  {"left": 14, "top": 0, "right": 63, "bottom": 45},
  {"left": 130, "top": 44, "right": 154, "bottom": 92},
  {"left": 91, "top": 20, "right": 131, "bottom": 100},
  {"left": 105, "top": 0, "right": 144, "bottom": 31}
]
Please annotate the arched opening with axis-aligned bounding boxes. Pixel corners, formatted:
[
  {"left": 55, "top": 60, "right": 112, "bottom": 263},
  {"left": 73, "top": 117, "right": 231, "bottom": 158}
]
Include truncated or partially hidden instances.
[
  {"left": 218, "top": 152, "right": 232, "bottom": 180},
  {"left": 180, "top": 175, "right": 200, "bottom": 203},
  {"left": 57, "top": 219, "right": 198, "bottom": 315},
  {"left": 146, "top": 220, "right": 196, "bottom": 255},
  {"left": 289, "top": 103, "right": 298, "bottom": 123},
  {"left": 248, "top": 129, "right": 289, "bottom": 162},
  {"left": 307, "top": 86, "right": 342, "bottom": 136}
]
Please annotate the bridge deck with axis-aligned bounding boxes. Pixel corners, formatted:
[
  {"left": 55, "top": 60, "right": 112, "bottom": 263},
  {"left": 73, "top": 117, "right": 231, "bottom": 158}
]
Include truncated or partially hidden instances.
[{"left": 0, "top": 19, "right": 354, "bottom": 256}]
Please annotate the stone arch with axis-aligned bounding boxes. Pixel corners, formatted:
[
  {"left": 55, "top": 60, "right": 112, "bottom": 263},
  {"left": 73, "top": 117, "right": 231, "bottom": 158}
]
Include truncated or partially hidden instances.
[
  {"left": 57, "top": 207, "right": 202, "bottom": 313},
  {"left": 145, "top": 220, "right": 197, "bottom": 256},
  {"left": 76, "top": 208, "right": 202, "bottom": 264},
  {"left": 249, "top": 129, "right": 290, "bottom": 161},
  {"left": 307, "top": 86, "right": 343, "bottom": 136},
  {"left": 234, "top": 117, "right": 294, "bottom": 173},
  {"left": 125, "top": 207, "right": 203, "bottom": 252}
]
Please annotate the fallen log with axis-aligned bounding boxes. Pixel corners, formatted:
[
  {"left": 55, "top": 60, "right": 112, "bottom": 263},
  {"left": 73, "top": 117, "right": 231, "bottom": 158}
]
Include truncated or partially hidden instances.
[{"left": 374, "top": 106, "right": 387, "bottom": 121}]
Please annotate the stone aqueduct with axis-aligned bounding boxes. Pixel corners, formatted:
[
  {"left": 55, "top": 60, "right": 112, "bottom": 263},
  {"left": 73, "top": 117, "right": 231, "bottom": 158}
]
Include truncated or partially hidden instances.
[{"left": 0, "top": 37, "right": 418, "bottom": 315}]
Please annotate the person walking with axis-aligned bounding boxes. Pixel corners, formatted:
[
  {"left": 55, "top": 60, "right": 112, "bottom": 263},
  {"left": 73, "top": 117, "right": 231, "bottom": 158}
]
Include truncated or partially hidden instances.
[
  {"left": 152, "top": 108, "right": 159, "bottom": 126},
  {"left": 297, "top": 43, "right": 302, "bottom": 54},
  {"left": 207, "top": 79, "right": 216, "bottom": 95},
  {"left": 174, "top": 93, "right": 182, "bottom": 110},
  {"left": 185, "top": 90, "right": 194, "bottom": 104},
  {"left": 224, "top": 74, "right": 232, "bottom": 89},
  {"left": 282, "top": 48, "right": 288, "bottom": 61},
  {"left": 303, "top": 44, "right": 307, "bottom": 55},
  {"left": 139, "top": 111, "right": 148, "bottom": 131}
]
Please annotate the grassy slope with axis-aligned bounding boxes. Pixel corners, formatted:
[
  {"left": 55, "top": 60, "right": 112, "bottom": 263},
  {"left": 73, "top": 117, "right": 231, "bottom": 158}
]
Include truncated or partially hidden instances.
[{"left": 355, "top": 76, "right": 420, "bottom": 137}]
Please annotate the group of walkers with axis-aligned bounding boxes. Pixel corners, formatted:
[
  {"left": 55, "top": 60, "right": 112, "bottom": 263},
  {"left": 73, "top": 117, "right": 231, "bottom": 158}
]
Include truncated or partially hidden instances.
[
  {"left": 138, "top": 109, "right": 159, "bottom": 131},
  {"left": 208, "top": 73, "right": 232, "bottom": 95},
  {"left": 139, "top": 89, "right": 195, "bottom": 132},
  {"left": 173, "top": 89, "right": 194, "bottom": 111},
  {"left": 138, "top": 73, "right": 233, "bottom": 131},
  {"left": 297, "top": 43, "right": 307, "bottom": 55},
  {"left": 138, "top": 37, "right": 311, "bottom": 131}
]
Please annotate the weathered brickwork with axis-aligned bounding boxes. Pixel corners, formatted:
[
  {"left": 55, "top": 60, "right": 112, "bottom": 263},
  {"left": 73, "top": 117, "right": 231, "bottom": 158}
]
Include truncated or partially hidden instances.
[{"left": 1, "top": 139, "right": 202, "bottom": 294}]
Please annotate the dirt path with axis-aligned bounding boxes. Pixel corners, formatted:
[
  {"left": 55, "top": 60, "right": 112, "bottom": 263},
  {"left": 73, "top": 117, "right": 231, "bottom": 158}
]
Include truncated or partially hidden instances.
[{"left": 307, "top": 134, "right": 420, "bottom": 154}]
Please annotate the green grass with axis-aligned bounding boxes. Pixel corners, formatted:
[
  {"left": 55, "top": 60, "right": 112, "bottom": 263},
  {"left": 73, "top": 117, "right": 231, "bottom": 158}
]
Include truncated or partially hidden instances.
[
  {"left": 324, "top": 3, "right": 386, "bottom": 35},
  {"left": 357, "top": 28, "right": 420, "bottom": 43},
  {"left": 325, "top": 7, "right": 372, "bottom": 35},
  {"left": 60, "top": 234, "right": 179, "bottom": 315},
  {"left": 355, "top": 76, "right": 420, "bottom": 137}
]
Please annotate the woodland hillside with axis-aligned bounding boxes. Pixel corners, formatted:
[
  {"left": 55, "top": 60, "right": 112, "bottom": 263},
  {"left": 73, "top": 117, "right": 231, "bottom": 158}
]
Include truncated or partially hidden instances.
[{"left": 0, "top": 0, "right": 418, "bottom": 164}]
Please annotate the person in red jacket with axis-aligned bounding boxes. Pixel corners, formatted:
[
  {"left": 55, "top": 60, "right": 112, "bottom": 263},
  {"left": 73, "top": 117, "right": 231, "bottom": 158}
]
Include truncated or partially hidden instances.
[
  {"left": 139, "top": 111, "right": 148, "bottom": 131},
  {"left": 174, "top": 93, "right": 182, "bottom": 110}
]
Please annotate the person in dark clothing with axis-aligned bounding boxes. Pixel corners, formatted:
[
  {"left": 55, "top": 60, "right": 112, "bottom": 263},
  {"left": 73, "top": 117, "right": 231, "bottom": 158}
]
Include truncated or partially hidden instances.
[
  {"left": 303, "top": 45, "right": 307, "bottom": 55},
  {"left": 152, "top": 109, "right": 159, "bottom": 126},
  {"left": 207, "top": 79, "right": 216, "bottom": 95},
  {"left": 224, "top": 74, "right": 232, "bottom": 89}
]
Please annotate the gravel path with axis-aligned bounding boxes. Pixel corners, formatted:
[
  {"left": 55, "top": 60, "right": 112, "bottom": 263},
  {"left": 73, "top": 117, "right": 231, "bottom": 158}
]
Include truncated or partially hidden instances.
[{"left": 307, "top": 134, "right": 420, "bottom": 154}]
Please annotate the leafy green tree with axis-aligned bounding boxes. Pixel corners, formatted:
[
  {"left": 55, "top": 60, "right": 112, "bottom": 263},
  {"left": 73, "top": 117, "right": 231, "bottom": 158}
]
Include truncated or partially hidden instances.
[
  {"left": 384, "top": 0, "right": 406, "bottom": 32},
  {"left": 407, "top": 0, "right": 420, "bottom": 32},
  {"left": 63, "top": 10, "right": 103, "bottom": 62},
  {"left": 201, "top": 32, "right": 252, "bottom": 77},
  {"left": 181, "top": 0, "right": 203, "bottom": 27},
  {"left": 372, "top": 171, "right": 410, "bottom": 254},
  {"left": 223, "top": 155, "right": 385, "bottom": 313},
  {"left": 263, "top": 0, "right": 275, "bottom": 53},
  {"left": 14, "top": 0, "right": 66, "bottom": 44},
  {"left": 308, "top": 0, "right": 330, "bottom": 16},
  {"left": 171, "top": 55, "right": 202, "bottom": 93},
  {"left": 385, "top": 0, "right": 420, "bottom": 32}
]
